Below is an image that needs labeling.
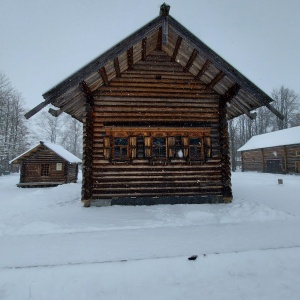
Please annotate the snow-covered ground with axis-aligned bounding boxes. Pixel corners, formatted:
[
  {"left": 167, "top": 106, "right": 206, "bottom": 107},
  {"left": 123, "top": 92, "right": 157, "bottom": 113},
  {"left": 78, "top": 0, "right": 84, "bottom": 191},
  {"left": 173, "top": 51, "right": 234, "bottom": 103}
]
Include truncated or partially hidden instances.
[{"left": 0, "top": 171, "right": 300, "bottom": 300}]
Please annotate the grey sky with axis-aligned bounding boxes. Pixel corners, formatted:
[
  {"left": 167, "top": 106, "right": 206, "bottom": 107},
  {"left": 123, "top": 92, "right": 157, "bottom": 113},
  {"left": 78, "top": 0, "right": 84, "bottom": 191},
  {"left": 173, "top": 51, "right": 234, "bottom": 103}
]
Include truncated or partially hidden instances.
[{"left": 1, "top": 0, "right": 299, "bottom": 112}]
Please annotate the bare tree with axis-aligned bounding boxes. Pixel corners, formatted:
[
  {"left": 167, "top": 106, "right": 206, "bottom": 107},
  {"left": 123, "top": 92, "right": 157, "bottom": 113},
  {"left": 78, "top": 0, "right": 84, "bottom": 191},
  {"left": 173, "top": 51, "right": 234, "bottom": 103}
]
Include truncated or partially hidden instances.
[
  {"left": 229, "top": 85, "right": 300, "bottom": 171},
  {"left": 272, "top": 86, "right": 300, "bottom": 130},
  {"left": 60, "top": 115, "right": 83, "bottom": 158},
  {"left": 34, "top": 111, "right": 68, "bottom": 144},
  {"left": 32, "top": 112, "right": 82, "bottom": 158},
  {"left": 0, "top": 72, "right": 30, "bottom": 171}
]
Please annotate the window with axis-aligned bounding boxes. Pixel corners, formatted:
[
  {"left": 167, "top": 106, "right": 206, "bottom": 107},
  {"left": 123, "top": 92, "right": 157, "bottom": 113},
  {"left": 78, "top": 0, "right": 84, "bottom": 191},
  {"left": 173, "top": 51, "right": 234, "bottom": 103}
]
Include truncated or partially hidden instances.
[
  {"left": 113, "top": 137, "right": 128, "bottom": 159},
  {"left": 103, "top": 129, "right": 211, "bottom": 162},
  {"left": 41, "top": 164, "right": 50, "bottom": 176},
  {"left": 56, "top": 163, "right": 62, "bottom": 171},
  {"left": 296, "top": 150, "right": 300, "bottom": 157},
  {"left": 152, "top": 137, "right": 166, "bottom": 158},
  {"left": 189, "top": 137, "right": 203, "bottom": 159}
]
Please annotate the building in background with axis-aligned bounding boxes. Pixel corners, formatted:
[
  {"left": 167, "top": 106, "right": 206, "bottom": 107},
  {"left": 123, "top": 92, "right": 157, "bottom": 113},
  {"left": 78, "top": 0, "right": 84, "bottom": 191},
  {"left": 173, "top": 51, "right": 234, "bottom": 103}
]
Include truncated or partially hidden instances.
[
  {"left": 10, "top": 141, "right": 81, "bottom": 187},
  {"left": 238, "top": 126, "right": 300, "bottom": 174}
]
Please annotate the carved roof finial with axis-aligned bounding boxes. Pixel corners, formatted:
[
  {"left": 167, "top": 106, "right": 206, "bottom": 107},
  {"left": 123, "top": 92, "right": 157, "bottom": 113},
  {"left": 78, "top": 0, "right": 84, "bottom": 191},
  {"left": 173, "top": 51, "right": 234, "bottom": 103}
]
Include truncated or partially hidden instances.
[{"left": 160, "top": 3, "right": 170, "bottom": 16}]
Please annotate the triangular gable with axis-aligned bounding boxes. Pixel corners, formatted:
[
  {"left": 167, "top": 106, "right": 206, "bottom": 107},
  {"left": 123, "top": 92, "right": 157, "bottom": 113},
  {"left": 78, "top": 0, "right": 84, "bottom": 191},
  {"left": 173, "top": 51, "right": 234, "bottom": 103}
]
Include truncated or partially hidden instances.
[
  {"left": 10, "top": 141, "right": 82, "bottom": 164},
  {"left": 25, "top": 4, "right": 283, "bottom": 122}
]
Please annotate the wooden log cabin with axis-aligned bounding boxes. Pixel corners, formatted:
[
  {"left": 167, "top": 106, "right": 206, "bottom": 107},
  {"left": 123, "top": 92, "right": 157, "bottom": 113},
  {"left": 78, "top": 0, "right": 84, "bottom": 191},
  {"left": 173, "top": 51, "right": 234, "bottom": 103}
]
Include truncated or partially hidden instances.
[
  {"left": 238, "top": 126, "right": 300, "bottom": 174},
  {"left": 25, "top": 4, "right": 283, "bottom": 206},
  {"left": 10, "top": 141, "right": 82, "bottom": 187}
]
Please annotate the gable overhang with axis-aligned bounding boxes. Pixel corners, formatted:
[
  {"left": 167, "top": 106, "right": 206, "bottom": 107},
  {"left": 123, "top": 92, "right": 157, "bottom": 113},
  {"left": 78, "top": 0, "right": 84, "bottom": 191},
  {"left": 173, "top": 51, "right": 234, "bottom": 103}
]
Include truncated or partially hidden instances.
[{"left": 25, "top": 5, "right": 284, "bottom": 122}]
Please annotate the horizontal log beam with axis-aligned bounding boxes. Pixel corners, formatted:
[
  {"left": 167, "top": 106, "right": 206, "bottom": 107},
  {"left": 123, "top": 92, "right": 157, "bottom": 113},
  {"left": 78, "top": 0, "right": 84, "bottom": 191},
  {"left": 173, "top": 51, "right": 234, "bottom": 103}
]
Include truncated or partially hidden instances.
[
  {"left": 48, "top": 108, "right": 62, "bottom": 117},
  {"left": 24, "top": 100, "right": 51, "bottom": 119}
]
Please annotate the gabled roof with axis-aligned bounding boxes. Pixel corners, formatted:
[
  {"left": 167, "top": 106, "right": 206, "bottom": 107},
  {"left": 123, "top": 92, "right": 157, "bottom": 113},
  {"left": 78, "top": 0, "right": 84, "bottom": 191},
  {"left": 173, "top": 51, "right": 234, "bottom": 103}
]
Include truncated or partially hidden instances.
[
  {"left": 237, "top": 126, "right": 300, "bottom": 152},
  {"left": 25, "top": 3, "right": 283, "bottom": 122},
  {"left": 10, "top": 141, "right": 82, "bottom": 164}
]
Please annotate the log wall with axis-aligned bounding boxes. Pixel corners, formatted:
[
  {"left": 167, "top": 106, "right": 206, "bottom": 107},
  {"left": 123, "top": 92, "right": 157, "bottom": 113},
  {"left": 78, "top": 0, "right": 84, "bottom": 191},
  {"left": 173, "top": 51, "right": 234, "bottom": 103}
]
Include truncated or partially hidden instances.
[
  {"left": 83, "top": 50, "right": 231, "bottom": 206},
  {"left": 19, "top": 147, "right": 78, "bottom": 185},
  {"left": 241, "top": 144, "right": 300, "bottom": 174}
]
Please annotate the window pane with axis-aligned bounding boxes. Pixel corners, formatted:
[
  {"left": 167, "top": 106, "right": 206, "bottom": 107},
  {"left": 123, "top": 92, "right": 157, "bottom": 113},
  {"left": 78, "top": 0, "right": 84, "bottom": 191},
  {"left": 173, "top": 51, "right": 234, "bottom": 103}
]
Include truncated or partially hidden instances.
[
  {"left": 113, "top": 137, "right": 128, "bottom": 159},
  {"left": 189, "top": 138, "right": 202, "bottom": 158},
  {"left": 114, "top": 138, "right": 128, "bottom": 146},
  {"left": 152, "top": 137, "right": 166, "bottom": 158},
  {"left": 41, "top": 164, "right": 50, "bottom": 176},
  {"left": 189, "top": 138, "right": 201, "bottom": 145}
]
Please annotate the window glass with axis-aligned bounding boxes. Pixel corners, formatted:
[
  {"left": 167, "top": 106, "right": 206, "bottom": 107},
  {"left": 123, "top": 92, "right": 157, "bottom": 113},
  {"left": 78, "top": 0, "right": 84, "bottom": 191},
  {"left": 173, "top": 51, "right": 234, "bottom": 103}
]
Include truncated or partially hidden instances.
[
  {"left": 152, "top": 137, "right": 166, "bottom": 158},
  {"left": 56, "top": 163, "right": 62, "bottom": 171},
  {"left": 41, "top": 164, "right": 50, "bottom": 176},
  {"left": 189, "top": 138, "right": 202, "bottom": 158},
  {"left": 114, "top": 138, "right": 128, "bottom": 159}
]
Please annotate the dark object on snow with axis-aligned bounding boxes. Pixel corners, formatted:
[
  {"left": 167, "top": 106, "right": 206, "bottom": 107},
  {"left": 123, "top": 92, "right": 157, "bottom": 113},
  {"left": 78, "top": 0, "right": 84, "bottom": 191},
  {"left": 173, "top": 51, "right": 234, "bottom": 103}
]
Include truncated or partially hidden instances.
[{"left": 188, "top": 255, "right": 198, "bottom": 261}]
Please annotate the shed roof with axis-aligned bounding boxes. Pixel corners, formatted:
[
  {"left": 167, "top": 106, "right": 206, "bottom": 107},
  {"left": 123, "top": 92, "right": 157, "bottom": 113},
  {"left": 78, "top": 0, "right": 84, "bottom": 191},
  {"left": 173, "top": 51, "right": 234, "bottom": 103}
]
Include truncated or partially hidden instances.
[
  {"left": 237, "top": 126, "right": 300, "bottom": 152},
  {"left": 10, "top": 142, "right": 82, "bottom": 164},
  {"left": 25, "top": 3, "right": 283, "bottom": 122}
]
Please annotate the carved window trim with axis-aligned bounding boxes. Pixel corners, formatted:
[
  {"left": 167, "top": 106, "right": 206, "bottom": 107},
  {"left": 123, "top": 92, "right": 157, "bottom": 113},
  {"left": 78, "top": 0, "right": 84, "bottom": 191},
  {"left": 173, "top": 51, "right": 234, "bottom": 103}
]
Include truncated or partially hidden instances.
[{"left": 103, "top": 128, "right": 212, "bottom": 162}]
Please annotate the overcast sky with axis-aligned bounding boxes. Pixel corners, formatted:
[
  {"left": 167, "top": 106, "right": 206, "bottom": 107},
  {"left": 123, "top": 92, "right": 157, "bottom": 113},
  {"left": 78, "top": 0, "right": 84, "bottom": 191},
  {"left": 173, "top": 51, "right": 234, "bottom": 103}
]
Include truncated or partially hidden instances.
[{"left": 1, "top": 0, "right": 299, "bottom": 112}]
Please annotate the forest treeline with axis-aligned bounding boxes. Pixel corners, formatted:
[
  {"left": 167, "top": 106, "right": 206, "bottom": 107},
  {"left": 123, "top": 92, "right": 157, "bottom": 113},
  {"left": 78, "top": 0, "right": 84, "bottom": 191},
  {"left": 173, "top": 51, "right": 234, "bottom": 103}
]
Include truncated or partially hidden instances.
[
  {"left": 0, "top": 72, "right": 82, "bottom": 172},
  {"left": 1, "top": 72, "right": 299, "bottom": 172}
]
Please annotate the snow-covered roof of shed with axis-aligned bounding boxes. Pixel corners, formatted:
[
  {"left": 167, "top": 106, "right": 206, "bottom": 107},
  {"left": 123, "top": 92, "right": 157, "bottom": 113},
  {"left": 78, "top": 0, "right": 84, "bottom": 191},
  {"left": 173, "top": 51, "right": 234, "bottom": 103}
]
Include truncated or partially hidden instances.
[
  {"left": 237, "top": 126, "right": 300, "bottom": 152},
  {"left": 10, "top": 142, "right": 82, "bottom": 164},
  {"left": 44, "top": 143, "right": 82, "bottom": 163}
]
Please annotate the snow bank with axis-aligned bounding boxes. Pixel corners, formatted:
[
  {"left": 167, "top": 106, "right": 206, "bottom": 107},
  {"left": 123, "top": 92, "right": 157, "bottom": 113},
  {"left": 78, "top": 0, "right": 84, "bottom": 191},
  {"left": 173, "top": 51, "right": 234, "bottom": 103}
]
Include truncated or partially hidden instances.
[{"left": 0, "top": 171, "right": 300, "bottom": 300}]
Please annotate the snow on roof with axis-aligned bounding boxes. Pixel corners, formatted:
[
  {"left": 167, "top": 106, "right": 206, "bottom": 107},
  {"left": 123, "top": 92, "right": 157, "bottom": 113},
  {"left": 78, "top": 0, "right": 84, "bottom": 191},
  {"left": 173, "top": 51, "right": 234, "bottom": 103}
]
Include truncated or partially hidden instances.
[
  {"left": 237, "top": 126, "right": 300, "bottom": 152},
  {"left": 10, "top": 142, "right": 82, "bottom": 164},
  {"left": 44, "top": 142, "right": 82, "bottom": 163}
]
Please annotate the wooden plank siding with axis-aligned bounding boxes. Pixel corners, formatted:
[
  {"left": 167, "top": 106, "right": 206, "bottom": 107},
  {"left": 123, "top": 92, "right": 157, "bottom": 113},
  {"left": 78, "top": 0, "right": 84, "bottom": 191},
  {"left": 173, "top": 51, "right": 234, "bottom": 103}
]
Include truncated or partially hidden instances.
[
  {"left": 84, "top": 50, "right": 230, "bottom": 206},
  {"left": 241, "top": 144, "right": 300, "bottom": 174}
]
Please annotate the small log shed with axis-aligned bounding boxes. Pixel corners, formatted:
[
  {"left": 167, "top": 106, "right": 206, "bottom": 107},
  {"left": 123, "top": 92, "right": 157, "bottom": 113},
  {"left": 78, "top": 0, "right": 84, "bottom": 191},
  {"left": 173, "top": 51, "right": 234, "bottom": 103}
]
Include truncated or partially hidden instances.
[
  {"left": 10, "top": 141, "right": 82, "bottom": 187},
  {"left": 25, "top": 4, "right": 283, "bottom": 206},
  {"left": 238, "top": 126, "right": 300, "bottom": 174}
]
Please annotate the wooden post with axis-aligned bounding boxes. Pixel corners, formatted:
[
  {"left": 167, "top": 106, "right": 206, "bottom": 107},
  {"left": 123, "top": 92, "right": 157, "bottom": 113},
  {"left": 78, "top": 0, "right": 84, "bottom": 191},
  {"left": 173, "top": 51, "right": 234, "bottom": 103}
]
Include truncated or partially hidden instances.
[
  {"left": 261, "top": 148, "right": 265, "bottom": 172},
  {"left": 20, "top": 162, "right": 25, "bottom": 183},
  {"left": 219, "top": 97, "right": 233, "bottom": 203},
  {"left": 80, "top": 81, "right": 94, "bottom": 207},
  {"left": 283, "top": 146, "right": 287, "bottom": 173},
  {"left": 241, "top": 152, "right": 244, "bottom": 172}
]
